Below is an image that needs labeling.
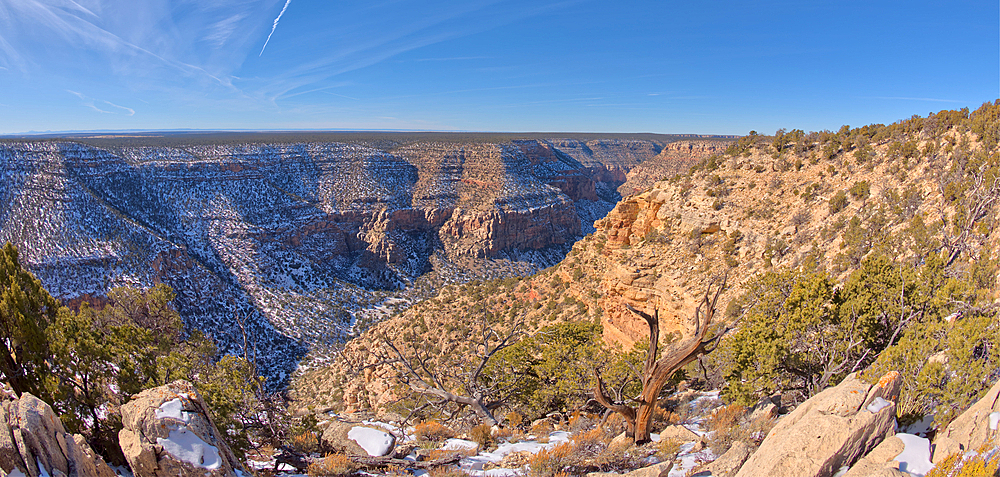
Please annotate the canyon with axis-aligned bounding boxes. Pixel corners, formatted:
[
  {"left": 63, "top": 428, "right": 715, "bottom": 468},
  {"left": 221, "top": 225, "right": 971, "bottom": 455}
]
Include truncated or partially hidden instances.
[{"left": 0, "top": 133, "right": 723, "bottom": 381}]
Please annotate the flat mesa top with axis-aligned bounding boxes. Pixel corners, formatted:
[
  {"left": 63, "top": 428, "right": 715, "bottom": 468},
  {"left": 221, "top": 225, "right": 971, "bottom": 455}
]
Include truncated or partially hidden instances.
[{"left": 0, "top": 131, "right": 735, "bottom": 148}]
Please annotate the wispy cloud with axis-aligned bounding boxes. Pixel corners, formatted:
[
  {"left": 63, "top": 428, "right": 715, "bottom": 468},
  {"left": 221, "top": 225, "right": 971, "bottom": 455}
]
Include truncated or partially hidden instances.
[
  {"left": 205, "top": 13, "right": 249, "bottom": 48},
  {"left": 259, "top": 0, "right": 291, "bottom": 56},
  {"left": 67, "top": 90, "right": 135, "bottom": 116},
  {"left": 409, "top": 56, "right": 491, "bottom": 62}
]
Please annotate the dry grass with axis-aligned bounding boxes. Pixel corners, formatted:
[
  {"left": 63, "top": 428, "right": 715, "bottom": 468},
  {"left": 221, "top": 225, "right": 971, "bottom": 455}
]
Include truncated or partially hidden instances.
[
  {"left": 530, "top": 419, "right": 555, "bottom": 436},
  {"left": 655, "top": 438, "right": 682, "bottom": 460},
  {"left": 289, "top": 430, "right": 322, "bottom": 454},
  {"left": 306, "top": 454, "right": 356, "bottom": 477},
  {"left": 492, "top": 425, "right": 527, "bottom": 443},
  {"left": 414, "top": 420, "right": 456, "bottom": 442},
  {"left": 525, "top": 426, "right": 638, "bottom": 476},
  {"left": 705, "top": 403, "right": 775, "bottom": 456},
  {"left": 426, "top": 466, "right": 469, "bottom": 477},
  {"left": 705, "top": 403, "right": 746, "bottom": 432},
  {"left": 470, "top": 423, "right": 493, "bottom": 448},
  {"left": 526, "top": 442, "right": 574, "bottom": 477},
  {"left": 505, "top": 411, "right": 524, "bottom": 428},
  {"left": 426, "top": 448, "right": 478, "bottom": 461},
  {"left": 926, "top": 443, "right": 1000, "bottom": 477}
]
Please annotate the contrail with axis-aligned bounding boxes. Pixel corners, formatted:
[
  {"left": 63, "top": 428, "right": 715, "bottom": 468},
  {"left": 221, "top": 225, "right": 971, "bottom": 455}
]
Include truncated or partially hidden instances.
[{"left": 259, "top": 0, "right": 292, "bottom": 57}]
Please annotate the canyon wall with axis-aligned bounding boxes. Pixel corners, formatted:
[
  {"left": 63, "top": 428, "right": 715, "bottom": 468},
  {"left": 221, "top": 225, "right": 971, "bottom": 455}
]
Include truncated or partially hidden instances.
[{"left": 0, "top": 135, "right": 720, "bottom": 381}]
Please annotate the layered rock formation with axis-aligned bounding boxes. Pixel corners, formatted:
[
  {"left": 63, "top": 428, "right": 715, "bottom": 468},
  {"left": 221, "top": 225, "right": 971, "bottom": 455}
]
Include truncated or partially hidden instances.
[
  {"left": 119, "top": 380, "right": 246, "bottom": 477},
  {"left": 0, "top": 391, "right": 116, "bottom": 477},
  {"left": 0, "top": 134, "right": 719, "bottom": 380}
]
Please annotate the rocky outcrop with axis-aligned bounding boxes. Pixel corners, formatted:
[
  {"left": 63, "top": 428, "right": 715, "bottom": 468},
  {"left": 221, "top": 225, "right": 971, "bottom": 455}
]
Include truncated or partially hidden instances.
[
  {"left": 734, "top": 371, "right": 902, "bottom": 477},
  {"left": 841, "top": 435, "right": 908, "bottom": 477},
  {"left": 320, "top": 421, "right": 396, "bottom": 456},
  {"left": 619, "top": 140, "right": 727, "bottom": 195},
  {"left": 931, "top": 377, "right": 1000, "bottom": 463},
  {"left": 119, "top": 380, "right": 245, "bottom": 477},
  {"left": 0, "top": 391, "right": 116, "bottom": 477}
]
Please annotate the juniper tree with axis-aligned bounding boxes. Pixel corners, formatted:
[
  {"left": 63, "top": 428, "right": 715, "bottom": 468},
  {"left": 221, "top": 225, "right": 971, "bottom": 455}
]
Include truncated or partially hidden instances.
[{"left": 0, "top": 242, "right": 59, "bottom": 398}]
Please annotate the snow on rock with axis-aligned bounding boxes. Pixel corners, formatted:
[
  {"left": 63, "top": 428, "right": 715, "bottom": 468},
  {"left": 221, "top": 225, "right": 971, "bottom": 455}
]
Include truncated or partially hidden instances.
[
  {"left": 866, "top": 397, "right": 892, "bottom": 413},
  {"left": 156, "top": 427, "right": 222, "bottom": 470},
  {"left": 119, "top": 380, "right": 246, "bottom": 477},
  {"left": 321, "top": 422, "right": 396, "bottom": 457},
  {"left": 347, "top": 426, "right": 396, "bottom": 457},
  {"left": 895, "top": 433, "right": 934, "bottom": 476},
  {"left": 155, "top": 398, "right": 192, "bottom": 423}
]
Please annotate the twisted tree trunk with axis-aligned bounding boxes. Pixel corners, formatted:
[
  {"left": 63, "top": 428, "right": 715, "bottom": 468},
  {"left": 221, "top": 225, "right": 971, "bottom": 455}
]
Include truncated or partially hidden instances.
[{"left": 595, "top": 276, "right": 730, "bottom": 444}]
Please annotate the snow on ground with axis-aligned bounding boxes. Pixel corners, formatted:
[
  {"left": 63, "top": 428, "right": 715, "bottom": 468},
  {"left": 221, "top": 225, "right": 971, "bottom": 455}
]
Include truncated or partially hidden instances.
[
  {"left": 667, "top": 441, "right": 717, "bottom": 477},
  {"left": 460, "top": 431, "right": 573, "bottom": 475}
]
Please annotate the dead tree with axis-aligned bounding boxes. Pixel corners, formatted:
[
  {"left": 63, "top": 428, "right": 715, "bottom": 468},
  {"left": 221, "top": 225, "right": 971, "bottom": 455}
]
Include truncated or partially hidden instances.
[
  {"left": 380, "top": 317, "right": 525, "bottom": 427},
  {"left": 594, "top": 276, "right": 729, "bottom": 444},
  {"left": 941, "top": 173, "right": 1000, "bottom": 266}
]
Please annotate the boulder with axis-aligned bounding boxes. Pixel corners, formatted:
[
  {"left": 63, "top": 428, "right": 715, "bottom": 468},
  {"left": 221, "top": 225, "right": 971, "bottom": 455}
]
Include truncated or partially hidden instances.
[
  {"left": 699, "top": 440, "right": 753, "bottom": 477},
  {"left": 734, "top": 371, "right": 901, "bottom": 477},
  {"left": 119, "top": 380, "right": 245, "bottom": 477},
  {"left": 0, "top": 392, "right": 116, "bottom": 477},
  {"left": 658, "top": 424, "right": 701, "bottom": 442},
  {"left": 841, "top": 435, "right": 908, "bottom": 477},
  {"left": 321, "top": 421, "right": 396, "bottom": 456},
  {"left": 931, "top": 377, "right": 1000, "bottom": 463}
]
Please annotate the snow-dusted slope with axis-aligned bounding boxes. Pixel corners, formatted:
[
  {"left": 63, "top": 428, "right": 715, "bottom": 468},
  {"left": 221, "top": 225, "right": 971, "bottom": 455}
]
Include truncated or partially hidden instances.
[{"left": 0, "top": 137, "right": 690, "bottom": 382}]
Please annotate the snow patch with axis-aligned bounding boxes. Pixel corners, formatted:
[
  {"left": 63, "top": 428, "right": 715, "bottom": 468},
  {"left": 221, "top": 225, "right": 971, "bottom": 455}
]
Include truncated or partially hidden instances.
[
  {"left": 989, "top": 412, "right": 1000, "bottom": 430},
  {"left": 894, "top": 433, "right": 934, "bottom": 477},
  {"left": 156, "top": 427, "right": 222, "bottom": 470},
  {"left": 155, "top": 398, "right": 191, "bottom": 424},
  {"left": 347, "top": 426, "right": 394, "bottom": 456},
  {"left": 443, "top": 438, "right": 480, "bottom": 451},
  {"left": 866, "top": 396, "right": 892, "bottom": 413}
]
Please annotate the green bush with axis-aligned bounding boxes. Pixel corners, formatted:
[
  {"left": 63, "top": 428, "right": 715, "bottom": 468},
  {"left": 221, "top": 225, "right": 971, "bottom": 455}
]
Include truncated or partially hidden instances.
[{"left": 828, "top": 190, "right": 849, "bottom": 214}]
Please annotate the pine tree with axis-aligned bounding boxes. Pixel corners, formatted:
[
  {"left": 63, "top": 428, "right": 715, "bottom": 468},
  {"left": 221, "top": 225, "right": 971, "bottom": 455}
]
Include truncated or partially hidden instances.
[{"left": 0, "top": 242, "right": 59, "bottom": 397}]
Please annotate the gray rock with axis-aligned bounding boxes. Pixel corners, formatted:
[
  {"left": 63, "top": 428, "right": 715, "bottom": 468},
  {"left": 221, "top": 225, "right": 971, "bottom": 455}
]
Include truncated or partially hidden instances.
[
  {"left": 0, "top": 392, "right": 116, "bottom": 477},
  {"left": 734, "top": 371, "right": 901, "bottom": 477},
  {"left": 119, "top": 380, "right": 245, "bottom": 477}
]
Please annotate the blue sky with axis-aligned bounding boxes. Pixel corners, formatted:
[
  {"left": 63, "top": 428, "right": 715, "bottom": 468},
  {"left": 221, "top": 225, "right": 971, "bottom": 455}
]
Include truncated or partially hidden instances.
[{"left": 0, "top": 0, "right": 996, "bottom": 135}]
